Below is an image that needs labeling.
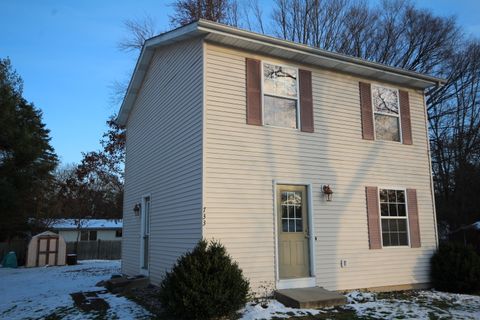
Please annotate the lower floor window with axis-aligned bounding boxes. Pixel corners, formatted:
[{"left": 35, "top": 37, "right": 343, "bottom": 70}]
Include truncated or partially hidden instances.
[{"left": 379, "top": 189, "right": 409, "bottom": 246}]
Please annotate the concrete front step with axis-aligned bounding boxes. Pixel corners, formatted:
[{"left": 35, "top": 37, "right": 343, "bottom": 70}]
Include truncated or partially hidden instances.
[{"left": 275, "top": 286, "right": 347, "bottom": 309}]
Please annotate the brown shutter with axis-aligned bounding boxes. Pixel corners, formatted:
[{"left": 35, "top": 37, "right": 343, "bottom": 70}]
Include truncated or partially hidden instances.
[
  {"left": 246, "top": 58, "right": 262, "bottom": 125},
  {"left": 399, "top": 90, "right": 412, "bottom": 145},
  {"left": 359, "top": 82, "right": 374, "bottom": 140},
  {"left": 366, "top": 186, "right": 382, "bottom": 249},
  {"left": 299, "top": 69, "right": 314, "bottom": 133},
  {"left": 407, "top": 189, "right": 421, "bottom": 248}
]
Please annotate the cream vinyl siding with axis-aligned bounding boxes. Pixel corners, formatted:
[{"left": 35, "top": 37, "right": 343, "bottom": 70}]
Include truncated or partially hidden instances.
[
  {"left": 203, "top": 43, "right": 436, "bottom": 291},
  {"left": 122, "top": 38, "right": 203, "bottom": 284}
]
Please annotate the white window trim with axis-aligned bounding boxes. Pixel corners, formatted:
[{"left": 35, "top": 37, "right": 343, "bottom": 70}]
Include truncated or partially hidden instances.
[
  {"left": 377, "top": 187, "right": 411, "bottom": 248},
  {"left": 261, "top": 61, "right": 301, "bottom": 130},
  {"left": 371, "top": 84, "right": 403, "bottom": 143},
  {"left": 139, "top": 194, "right": 151, "bottom": 275}
]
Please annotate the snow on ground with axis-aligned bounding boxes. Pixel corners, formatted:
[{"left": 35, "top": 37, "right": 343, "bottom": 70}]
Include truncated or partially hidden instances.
[
  {"left": 240, "top": 290, "right": 480, "bottom": 320},
  {"left": 240, "top": 299, "right": 324, "bottom": 319},
  {"left": 2, "top": 261, "right": 480, "bottom": 320},
  {"left": 345, "top": 290, "right": 480, "bottom": 320},
  {"left": 0, "top": 260, "right": 150, "bottom": 320}
]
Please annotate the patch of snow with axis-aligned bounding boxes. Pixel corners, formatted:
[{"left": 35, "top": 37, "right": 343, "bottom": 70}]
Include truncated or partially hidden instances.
[
  {"left": 0, "top": 260, "right": 150, "bottom": 320},
  {"left": 240, "top": 299, "right": 324, "bottom": 320},
  {"left": 344, "top": 290, "right": 480, "bottom": 320},
  {"left": 346, "top": 290, "right": 376, "bottom": 303},
  {"left": 239, "top": 290, "right": 480, "bottom": 320}
]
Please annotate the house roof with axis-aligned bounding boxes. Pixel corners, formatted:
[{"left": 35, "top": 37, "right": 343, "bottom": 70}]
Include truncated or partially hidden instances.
[
  {"left": 49, "top": 219, "right": 122, "bottom": 230},
  {"left": 117, "top": 19, "right": 446, "bottom": 126}
]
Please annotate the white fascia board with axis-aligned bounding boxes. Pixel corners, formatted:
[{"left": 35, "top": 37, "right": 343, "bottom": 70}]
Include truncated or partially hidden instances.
[
  {"left": 116, "top": 22, "right": 202, "bottom": 126},
  {"left": 117, "top": 19, "right": 445, "bottom": 126}
]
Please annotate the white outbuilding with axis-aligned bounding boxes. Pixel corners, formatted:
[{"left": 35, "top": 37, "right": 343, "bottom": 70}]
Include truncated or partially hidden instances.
[{"left": 26, "top": 231, "right": 66, "bottom": 267}]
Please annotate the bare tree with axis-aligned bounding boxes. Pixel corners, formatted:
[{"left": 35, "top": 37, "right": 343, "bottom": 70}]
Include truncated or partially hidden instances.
[
  {"left": 247, "top": 0, "right": 266, "bottom": 33},
  {"left": 169, "top": 0, "right": 239, "bottom": 26},
  {"left": 118, "top": 15, "right": 158, "bottom": 52},
  {"left": 225, "top": 0, "right": 240, "bottom": 27},
  {"left": 270, "top": 0, "right": 459, "bottom": 73},
  {"left": 429, "top": 41, "right": 480, "bottom": 232}
]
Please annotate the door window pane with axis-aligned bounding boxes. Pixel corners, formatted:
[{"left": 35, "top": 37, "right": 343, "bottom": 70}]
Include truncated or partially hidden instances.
[
  {"left": 281, "top": 191, "right": 304, "bottom": 233},
  {"left": 282, "top": 206, "right": 288, "bottom": 218},
  {"left": 295, "top": 219, "right": 303, "bottom": 232}
]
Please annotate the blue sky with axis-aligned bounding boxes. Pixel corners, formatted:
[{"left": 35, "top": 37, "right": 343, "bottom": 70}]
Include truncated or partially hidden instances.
[{"left": 2, "top": 0, "right": 479, "bottom": 165}]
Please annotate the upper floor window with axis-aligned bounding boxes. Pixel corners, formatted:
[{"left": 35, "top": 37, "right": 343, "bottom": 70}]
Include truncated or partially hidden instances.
[
  {"left": 372, "top": 85, "right": 400, "bottom": 142},
  {"left": 263, "top": 63, "right": 299, "bottom": 129}
]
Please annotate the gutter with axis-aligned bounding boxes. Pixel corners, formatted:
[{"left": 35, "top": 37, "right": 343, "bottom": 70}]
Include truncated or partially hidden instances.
[
  {"left": 116, "top": 19, "right": 446, "bottom": 125},
  {"left": 196, "top": 19, "right": 446, "bottom": 86}
]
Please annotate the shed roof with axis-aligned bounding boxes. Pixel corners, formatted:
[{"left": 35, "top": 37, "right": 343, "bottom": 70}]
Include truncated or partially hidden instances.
[{"left": 117, "top": 19, "right": 445, "bottom": 126}]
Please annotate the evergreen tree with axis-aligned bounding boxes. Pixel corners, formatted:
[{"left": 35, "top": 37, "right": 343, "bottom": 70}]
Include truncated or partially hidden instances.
[{"left": 0, "top": 58, "right": 58, "bottom": 240}]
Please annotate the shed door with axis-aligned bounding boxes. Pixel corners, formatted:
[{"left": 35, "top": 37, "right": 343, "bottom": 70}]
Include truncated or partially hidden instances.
[
  {"left": 37, "top": 236, "right": 59, "bottom": 266},
  {"left": 277, "top": 185, "right": 310, "bottom": 279}
]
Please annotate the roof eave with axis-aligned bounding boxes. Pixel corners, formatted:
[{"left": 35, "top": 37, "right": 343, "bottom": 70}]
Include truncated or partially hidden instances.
[
  {"left": 196, "top": 19, "right": 445, "bottom": 87},
  {"left": 117, "top": 22, "right": 204, "bottom": 126},
  {"left": 117, "top": 19, "right": 446, "bottom": 126}
]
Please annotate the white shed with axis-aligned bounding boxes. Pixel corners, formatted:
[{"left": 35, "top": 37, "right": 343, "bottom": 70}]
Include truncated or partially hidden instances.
[{"left": 26, "top": 231, "right": 66, "bottom": 267}]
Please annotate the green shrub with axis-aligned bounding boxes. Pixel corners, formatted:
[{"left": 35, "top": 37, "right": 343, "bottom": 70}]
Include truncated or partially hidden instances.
[
  {"left": 159, "top": 239, "right": 250, "bottom": 320},
  {"left": 431, "top": 242, "right": 480, "bottom": 293}
]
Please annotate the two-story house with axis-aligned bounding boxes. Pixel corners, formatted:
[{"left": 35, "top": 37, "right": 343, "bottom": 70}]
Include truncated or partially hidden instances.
[{"left": 117, "top": 20, "right": 443, "bottom": 292}]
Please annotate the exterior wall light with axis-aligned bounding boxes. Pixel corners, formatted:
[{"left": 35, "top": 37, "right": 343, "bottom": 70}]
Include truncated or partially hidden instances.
[
  {"left": 322, "top": 185, "right": 333, "bottom": 201},
  {"left": 133, "top": 203, "right": 141, "bottom": 216}
]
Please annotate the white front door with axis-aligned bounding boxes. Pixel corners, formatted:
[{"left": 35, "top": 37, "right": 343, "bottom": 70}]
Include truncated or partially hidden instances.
[{"left": 140, "top": 196, "right": 151, "bottom": 275}]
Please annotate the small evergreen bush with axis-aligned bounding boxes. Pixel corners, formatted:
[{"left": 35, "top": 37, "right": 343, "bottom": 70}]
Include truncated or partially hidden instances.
[
  {"left": 159, "top": 239, "right": 250, "bottom": 320},
  {"left": 431, "top": 242, "right": 480, "bottom": 293}
]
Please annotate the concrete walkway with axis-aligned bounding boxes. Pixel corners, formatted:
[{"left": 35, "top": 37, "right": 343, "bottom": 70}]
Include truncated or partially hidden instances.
[{"left": 275, "top": 287, "right": 347, "bottom": 308}]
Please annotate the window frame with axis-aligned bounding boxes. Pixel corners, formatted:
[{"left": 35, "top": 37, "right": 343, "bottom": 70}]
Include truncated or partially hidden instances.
[
  {"left": 280, "top": 190, "right": 304, "bottom": 233},
  {"left": 80, "top": 230, "right": 88, "bottom": 241},
  {"left": 261, "top": 61, "right": 301, "bottom": 130},
  {"left": 89, "top": 230, "right": 98, "bottom": 241},
  {"left": 371, "top": 84, "right": 403, "bottom": 143},
  {"left": 377, "top": 187, "right": 411, "bottom": 248}
]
